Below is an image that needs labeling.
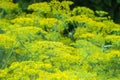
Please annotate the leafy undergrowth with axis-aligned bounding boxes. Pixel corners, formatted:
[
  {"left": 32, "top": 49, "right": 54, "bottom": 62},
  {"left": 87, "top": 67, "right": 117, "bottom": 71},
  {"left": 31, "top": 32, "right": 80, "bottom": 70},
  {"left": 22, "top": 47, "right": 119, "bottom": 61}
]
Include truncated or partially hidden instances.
[{"left": 0, "top": 0, "right": 120, "bottom": 80}]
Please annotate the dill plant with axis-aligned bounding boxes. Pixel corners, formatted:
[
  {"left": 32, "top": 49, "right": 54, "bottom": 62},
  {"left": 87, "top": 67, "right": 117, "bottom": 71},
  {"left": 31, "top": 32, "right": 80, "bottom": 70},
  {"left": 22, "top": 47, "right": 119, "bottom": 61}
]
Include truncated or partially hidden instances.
[{"left": 0, "top": 0, "right": 120, "bottom": 80}]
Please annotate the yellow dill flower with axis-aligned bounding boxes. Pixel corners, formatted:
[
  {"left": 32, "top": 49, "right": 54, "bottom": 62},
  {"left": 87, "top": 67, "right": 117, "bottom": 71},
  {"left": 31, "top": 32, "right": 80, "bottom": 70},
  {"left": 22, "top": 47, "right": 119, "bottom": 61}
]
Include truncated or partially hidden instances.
[
  {"left": 11, "top": 18, "right": 34, "bottom": 25},
  {"left": 107, "top": 50, "right": 120, "bottom": 59},
  {"left": 0, "top": 70, "right": 7, "bottom": 78},
  {"left": 81, "top": 33, "right": 95, "bottom": 39},
  {"left": 74, "top": 27, "right": 87, "bottom": 39},
  {"left": 70, "top": 15, "right": 93, "bottom": 23},
  {"left": 28, "top": 2, "right": 51, "bottom": 13},
  {"left": 6, "top": 26, "right": 47, "bottom": 42},
  {"left": 39, "top": 18, "right": 58, "bottom": 28},
  {"left": 0, "top": 34, "right": 15, "bottom": 48},
  {"left": 0, "top": 0, "right": 18, "bottom": 13},
  {"left": 105, "top": 35, "right": 120, "bottom": 43}
]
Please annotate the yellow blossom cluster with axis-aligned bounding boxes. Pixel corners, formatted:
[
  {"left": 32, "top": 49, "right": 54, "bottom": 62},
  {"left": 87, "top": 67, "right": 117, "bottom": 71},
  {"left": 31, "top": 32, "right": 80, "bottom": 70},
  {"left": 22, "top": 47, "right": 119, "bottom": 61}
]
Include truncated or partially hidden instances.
[
  {"left": 0, "top": 34, "right": 15, "bottom": 48},
  {"left": 0, "top": 0, "right": 18, "bottom": 13},
  {"left": 6, "top": 26, "right": 47, "bottom": 42},
  {"left": 0, "top": 0, "right": 120, "bottom": 80},
  {"left": 39, "top": 18, "right": 58, "bottom": 28},
  {"left": 11, "top": 18, "right": 34, "bottom": 26},
  {"left": 28, "top": 2, "right": 51, "bottom": 13}
]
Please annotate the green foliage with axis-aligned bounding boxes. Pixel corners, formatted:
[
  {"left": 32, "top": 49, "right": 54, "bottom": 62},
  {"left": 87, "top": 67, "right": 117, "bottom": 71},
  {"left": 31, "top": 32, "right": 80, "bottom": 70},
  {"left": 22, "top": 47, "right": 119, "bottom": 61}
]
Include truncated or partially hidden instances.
[
  {"left": 95, "top": 10, "right": 108, "bottom": 17},
  {"left": 72, "top": 7, "right": 95, "bottom": 18},
  {"left": 45, "top": 32, "right": 61, "bottom": 41}
]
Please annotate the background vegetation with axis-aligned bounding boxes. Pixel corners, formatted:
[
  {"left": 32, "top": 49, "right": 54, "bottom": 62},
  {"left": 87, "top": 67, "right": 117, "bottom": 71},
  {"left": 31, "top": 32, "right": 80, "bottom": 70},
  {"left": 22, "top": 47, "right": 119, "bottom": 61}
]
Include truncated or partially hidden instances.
[
  {"left": 12, "top": 0, "right": 120, "bottom": 23},
  {"left": 0, "top": 0, "right": 120, "bottom": 80}
]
